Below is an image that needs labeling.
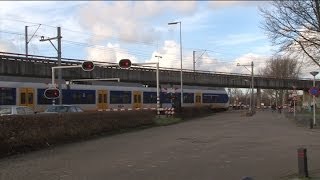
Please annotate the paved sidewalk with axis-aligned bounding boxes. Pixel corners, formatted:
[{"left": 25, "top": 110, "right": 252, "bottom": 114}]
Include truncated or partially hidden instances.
[{"left": 1, "top": 110, "right": 320, "bottom": 180}]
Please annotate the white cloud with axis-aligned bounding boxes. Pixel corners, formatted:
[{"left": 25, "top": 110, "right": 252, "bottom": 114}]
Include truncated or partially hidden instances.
[
  {"left": 208, "top": 1, "right": 266, "bottom": 9},
  {"left": 77, "top": 1, "right": 198, "bottom": 44},
  {"left": 86, "top": 43, "right": 138, "bottom": 63},
  {"left": 0, "top": 39, "right": 17, "bottom": 52},
  {"left": 233, "top": 53, "right": 268, "bottom": 74},
  {"left": 147, "top": 40, "right": 181, "bottom": 68}
]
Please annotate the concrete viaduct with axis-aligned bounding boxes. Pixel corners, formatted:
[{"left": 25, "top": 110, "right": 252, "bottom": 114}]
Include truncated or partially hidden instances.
[{"left": 0, "top": 52, "right": 317, "bottom": 91}]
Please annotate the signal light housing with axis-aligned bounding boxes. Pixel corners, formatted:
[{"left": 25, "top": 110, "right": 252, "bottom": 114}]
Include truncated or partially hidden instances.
[
  {"left": 118, "top": 59, "right": 132, "bottom": 69},
  {"left": 81, "top": 61, "right": 95, "bottom": 71},
  {"left": 44, "top": 88, "right": 60, "bottom": 99}
]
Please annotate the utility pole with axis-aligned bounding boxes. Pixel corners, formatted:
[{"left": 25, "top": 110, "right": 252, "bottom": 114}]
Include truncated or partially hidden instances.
[
  {"left": 193, "top": 50, "right": 195, "bottom": 73},
  {"left": 25, "top": 24, "right": 41, "bottom": 60},
  {"left": 251, "top": 61, "right": 254, "bottom": 112},
  {"left": 39, "top": 26, "right": 62, "bottom": 105},
  {"left": 25, "top": 26, "right": 28, "bottom": 60},
  {"left": 57, "top": 27, "right": 62, "bottom": 105}
]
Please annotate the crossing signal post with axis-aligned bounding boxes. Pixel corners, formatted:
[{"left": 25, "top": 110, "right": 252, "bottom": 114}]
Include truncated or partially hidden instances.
[
  {"left": 118, "top": 59, "right": 132, "bottom": 69},
  {"left": 50, "top": 61, "right": 95, "bottom": 105},
  {"left": 81, "top": 61, "right": 95, "bottom": 71},
  {"left": 123, "top": 59, "right": 161, "bottom": 117}
]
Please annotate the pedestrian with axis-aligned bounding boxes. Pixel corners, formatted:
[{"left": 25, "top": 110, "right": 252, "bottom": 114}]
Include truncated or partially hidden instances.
[
  {"left": 271, "top": 104, "right": 276, "bottom": 113},
  {"left": 278, "top": 105, "right": 282, "bottom": 114}
]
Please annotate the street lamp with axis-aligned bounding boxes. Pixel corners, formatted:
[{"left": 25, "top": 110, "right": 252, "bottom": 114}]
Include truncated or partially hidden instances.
[
  {"left": 155, "top": 55, "right": 162, "bottom": 64},
  {"left": 237, "top": 61, "right": 254, "bottom": 113},
  {"left": 155, "top": 55, "right": 162, "bottom": 114},
  {"left": 168, "top": 21, "right": 183, "bottom": 106},
  {"left": 310, "top": 71, "right": 319, "bottom": 126}
]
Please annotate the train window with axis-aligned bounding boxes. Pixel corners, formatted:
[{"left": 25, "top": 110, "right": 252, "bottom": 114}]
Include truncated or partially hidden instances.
[
  {"left": 0, "top": 88, "right": 16, "bottom": 105},
  {"left": 87, "top": 94, "right": 94, "bottom": 104},
  {"left": 183, "top": 93, "right": 194, "bottom": 103},
  {"left": 98, "top": 94, "right": 103, "bottom": 103},
  {"left": 110, "top": 91, "right": 132, "bottom": 104},
  {"left": 72, "top": 93, "right": 81, "bottom": 104},
  {"left": 160, "top": 92, "right": 181, "bottom": 103},
  {"left": 28, "top": 93, "right": 33, "bottom": 104},
  {"left": 63, "top": 90, "right": 95, "bottom": 104},
  {"left": 143, "top": 92, "right": 157, "bottom": 104},
  {"left": 138, "top": 94, "right": 141, "bottom": 103},
  {"left": 20, "top": 93, "right": 26, "bottom": 104},
  {"left": 219, "top": 94, "right": 229, "bottom": 103},
  {"left": 202, "top": 93, "right": 218, "bottom": 103}
]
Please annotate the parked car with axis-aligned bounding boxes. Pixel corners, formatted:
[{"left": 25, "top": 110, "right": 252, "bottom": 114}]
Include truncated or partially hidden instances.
[
  {"left": 43, "top": 105, "right": 84, "bottom": 113},
  {"left": 0, "top": 106, "right": 35, "bottom": 116}
]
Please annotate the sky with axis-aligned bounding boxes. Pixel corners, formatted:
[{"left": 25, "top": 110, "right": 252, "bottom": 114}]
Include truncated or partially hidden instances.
[{"left": 0, "top": 1, "right": 317, "bottom": 78}]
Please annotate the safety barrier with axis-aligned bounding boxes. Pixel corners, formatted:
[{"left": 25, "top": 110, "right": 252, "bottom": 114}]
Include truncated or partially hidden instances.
[
  {"left": 164, "top": 107, "right": 175, "bottom": 116},
  {"left": 97, "top": 107, "right": 157, "bottom": 112}
]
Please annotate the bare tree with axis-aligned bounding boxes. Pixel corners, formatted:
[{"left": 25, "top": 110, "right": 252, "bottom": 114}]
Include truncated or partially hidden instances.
[
  {"left": 260, "top": 0, "right": 320, "bottom": 67},
  {"left": 260, "top": 56, "right": 302, "bottom": 106},
  {"left": 262, "top": 56, "right": 302, "bottom": 78}
]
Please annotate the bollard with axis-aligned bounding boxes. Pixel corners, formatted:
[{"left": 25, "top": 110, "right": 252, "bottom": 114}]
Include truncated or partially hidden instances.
[
  {"left": 297, "top": 148, "right": 309, "bottom": 178},
  {"left": 309, "top": 119, "right": 313, "bottom": 129}
]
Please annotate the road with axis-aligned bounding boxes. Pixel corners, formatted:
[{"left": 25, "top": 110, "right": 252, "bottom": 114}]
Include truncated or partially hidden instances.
[{"left": 1, "top": 110, "right": 320, "bottom": 180}]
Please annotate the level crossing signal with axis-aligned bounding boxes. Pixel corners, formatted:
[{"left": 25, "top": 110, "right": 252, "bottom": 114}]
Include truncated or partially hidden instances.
[
  {"left": 44, "top": 88, "right": 60, "bottom": 99},
  {"left": 118, "top": 59, "right": 131, "bottom": 69},
  {"left": 81, "top": 61, "right": 95, "bottom": 71}
]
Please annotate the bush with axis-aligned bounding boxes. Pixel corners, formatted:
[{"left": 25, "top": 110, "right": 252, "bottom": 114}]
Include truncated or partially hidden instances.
[{"left": 0, "top": 110, "right": 155, "bottom": 157}]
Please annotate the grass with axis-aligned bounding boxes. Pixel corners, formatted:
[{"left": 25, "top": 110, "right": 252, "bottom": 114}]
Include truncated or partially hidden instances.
[{"left": 153, "top": 116, "right": 183, "bottom": 126}]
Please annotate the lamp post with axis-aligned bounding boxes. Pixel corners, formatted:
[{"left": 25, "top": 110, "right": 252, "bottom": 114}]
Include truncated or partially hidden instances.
[
  {"left": 155, "top": 55, "right": 162, "bottom": 116},
  {"left": 237, "top": 61, "right": 254, "bottom": 113},
  {"left": 310, "top": 71, "right": 319, "bottom": 126},
  {"left": 168, "top": 21, "right": 183, "bottom": 106}
]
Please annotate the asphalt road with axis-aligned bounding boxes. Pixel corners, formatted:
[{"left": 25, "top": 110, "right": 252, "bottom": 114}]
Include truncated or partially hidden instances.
[{"left": 1, "top": 110, "right": 320, "bottom": 180}]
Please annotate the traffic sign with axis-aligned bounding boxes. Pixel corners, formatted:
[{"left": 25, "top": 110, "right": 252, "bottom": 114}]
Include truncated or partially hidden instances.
[{"left": 309, "top": 87, "right": 319, "bottom": 96}]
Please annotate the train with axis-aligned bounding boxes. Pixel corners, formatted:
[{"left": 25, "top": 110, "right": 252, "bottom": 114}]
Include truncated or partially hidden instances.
[{"left": 0, "top": 76, "right": 230, "bottom": 112}]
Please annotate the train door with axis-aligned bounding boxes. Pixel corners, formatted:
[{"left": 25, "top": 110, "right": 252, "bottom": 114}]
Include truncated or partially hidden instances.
[
  {"left": 97, "top": 90, "right": 108, "bottom": 110},
  {"left": 133, "top": 91, "right": 142, "bottom": 109},
  {"left": 195, "top": 92, "right": 202, "bottom": 106},
  {"left": 19, "top": 88, "right": 34, "bottom": 108}
]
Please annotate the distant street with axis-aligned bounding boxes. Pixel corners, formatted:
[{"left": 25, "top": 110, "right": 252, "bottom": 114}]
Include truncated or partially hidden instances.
[{"left": 1, "top": 110, "right": 320, "bottom": 180}]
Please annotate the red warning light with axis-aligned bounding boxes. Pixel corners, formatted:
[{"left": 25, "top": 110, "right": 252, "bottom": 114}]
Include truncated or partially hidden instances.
[
  {"left": 81, "top": 61, "right": 95, "bottom": 71},
  {"left": 44, "top": 88, "right": 60, "bottom": 99},
  {"left": 118, "top": 59, "right": 131, "bottom": 69}
]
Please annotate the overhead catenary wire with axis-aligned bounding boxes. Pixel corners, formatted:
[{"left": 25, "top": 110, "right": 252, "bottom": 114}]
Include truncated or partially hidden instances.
[
  {"left": 0, "top": 30, "right": 266, "bottom": 66},
  {"left": 0, "top": 18, "right": 250, "bottom": 56},
  {"left": 0, "top": 19, "right": 270, "bottom": 68}
]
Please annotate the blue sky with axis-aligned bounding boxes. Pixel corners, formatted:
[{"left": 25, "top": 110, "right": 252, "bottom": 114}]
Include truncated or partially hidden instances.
[{"left": 0, "top": 1, "right": 288, "bottom": 75}]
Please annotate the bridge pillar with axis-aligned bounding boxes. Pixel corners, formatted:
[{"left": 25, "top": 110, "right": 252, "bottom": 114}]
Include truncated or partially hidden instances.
[
  {"left": 303, "top": 90, "right": 312, "bottom": 111},
  {"left": 257, "top": 88, "right": 261, "bottom": 109}
]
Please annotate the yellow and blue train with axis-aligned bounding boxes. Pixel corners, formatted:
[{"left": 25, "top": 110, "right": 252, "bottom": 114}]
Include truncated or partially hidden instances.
[{"left": 0, "top": 76, "right": 229, "bottom": 112}]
